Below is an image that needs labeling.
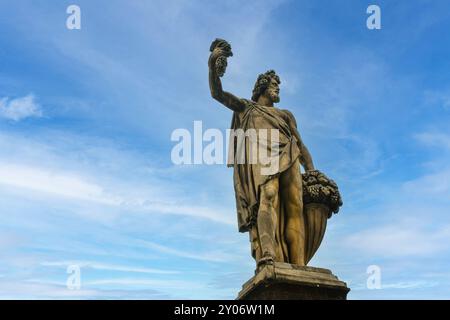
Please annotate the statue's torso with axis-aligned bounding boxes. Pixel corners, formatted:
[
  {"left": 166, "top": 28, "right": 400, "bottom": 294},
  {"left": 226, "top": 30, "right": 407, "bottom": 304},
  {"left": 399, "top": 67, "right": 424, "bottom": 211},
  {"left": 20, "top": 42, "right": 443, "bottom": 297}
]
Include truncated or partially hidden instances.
[
  {"left": 229, "top": 99, "right": 302, "bottom": 232},
  {"left": 234, "top": 101, "right": 293, "bottom": 133}
]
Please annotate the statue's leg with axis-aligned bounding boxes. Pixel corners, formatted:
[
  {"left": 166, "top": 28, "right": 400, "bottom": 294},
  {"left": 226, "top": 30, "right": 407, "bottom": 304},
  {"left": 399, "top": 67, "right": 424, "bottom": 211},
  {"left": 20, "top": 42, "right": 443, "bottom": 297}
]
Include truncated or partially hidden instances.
[
  {"left": 280, "top": 158, "right": 305, "bottom": 266},
  {"left": 250, "top": 227, "right": 260, "bottom": 261},
  {"left": 256, "top": 178, "right": 279, "bottom": 266}
]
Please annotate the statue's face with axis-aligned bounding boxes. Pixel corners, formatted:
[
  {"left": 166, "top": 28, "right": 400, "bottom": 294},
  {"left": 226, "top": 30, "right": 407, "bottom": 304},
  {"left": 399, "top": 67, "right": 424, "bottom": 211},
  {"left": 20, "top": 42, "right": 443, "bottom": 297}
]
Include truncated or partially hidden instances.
[{"left": 265, "top": 78, "right": 280, "bottom": 103}]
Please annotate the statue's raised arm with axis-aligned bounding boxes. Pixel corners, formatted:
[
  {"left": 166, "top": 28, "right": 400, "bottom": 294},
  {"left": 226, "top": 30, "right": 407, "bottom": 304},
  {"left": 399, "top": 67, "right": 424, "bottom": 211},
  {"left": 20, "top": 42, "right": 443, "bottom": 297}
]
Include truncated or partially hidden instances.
[{"left": 208, "top": 39, "right": 246, "bottom": 112}]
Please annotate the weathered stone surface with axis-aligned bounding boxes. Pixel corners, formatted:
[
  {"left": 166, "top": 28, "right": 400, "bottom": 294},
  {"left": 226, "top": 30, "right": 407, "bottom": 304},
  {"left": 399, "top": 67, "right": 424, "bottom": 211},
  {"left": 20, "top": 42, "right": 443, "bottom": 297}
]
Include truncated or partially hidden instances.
[
  {"left": 238, "top": 262, "right": 350, "bottom": 300},
  {"left": 208, "top": 38, "right": 343, "bottom": 268},
  {"left": 209, "top": 38, "right": 350, "bottom": 299}
]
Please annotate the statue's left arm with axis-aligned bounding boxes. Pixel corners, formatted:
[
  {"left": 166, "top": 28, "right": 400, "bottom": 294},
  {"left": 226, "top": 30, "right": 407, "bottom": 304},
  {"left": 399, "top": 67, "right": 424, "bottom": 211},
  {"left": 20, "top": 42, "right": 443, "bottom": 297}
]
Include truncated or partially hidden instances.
[
  {"left": 298, "top": 136, "right": 315, "bottom": 171},
  {"left": 283, "top": 110, "right": 315, "bottom": 171}
]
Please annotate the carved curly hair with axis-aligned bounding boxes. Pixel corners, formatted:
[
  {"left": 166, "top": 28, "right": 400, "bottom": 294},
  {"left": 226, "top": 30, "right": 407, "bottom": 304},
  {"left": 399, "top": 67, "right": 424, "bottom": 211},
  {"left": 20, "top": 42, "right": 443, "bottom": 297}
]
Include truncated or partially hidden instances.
[{"left": 251, "top": 70, "right": 280, "bottom": 102}]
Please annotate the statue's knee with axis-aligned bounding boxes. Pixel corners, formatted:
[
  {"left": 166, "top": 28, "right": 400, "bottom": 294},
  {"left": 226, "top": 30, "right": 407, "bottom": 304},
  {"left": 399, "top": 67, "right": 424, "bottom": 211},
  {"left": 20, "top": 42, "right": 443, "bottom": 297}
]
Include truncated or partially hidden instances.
[{"left": 263, "top": 183, "right": 277, "bottom": 202}]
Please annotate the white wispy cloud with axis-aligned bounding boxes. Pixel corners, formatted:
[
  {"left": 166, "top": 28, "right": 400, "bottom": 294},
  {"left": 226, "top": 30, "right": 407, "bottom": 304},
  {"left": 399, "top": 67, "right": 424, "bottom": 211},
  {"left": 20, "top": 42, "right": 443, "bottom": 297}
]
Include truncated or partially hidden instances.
[
  {"left": 351, "top": 280, "right": 439, "bottom": 291},
  {"left": 84, "top": 278, "right": 203, "bottom": 290},
  {"left": 381, "top": 281, "right": 439, "bottom": 290},
  {"left": 415, "top": 132, "right": 450, "bottom": 151},
  {"left": 343, "top": 221, "right": 450, "bottom": 258},
  {"left": 424, "top": 89, "right": 450, "bottom": 110},
  {"left": 0, "top": 281, "right": 99, "bottom": 299},
  {"left": 142, "top": 202, "right": 234, "bottom": 226},
  {"left": 0, "top": 95, "right": 42, "bottom": 121},
  {"left": 136, "top": 239, "right": 234, "bottom": 263},
  {"left": 0, "top": 162, "right": 122, "bottom": 206},
  {"left": 403, "top": 168, "right": 450, "bottom": 197},
  {"left": 0, "top": 127, "right": 244, "bottom": 298},
  {"left": 403, "top": 126, "right": 450, "bottom": 194},
  {"left": 0, "top": 160, "right": 234, "bottom": 225},
  {"left": 0, "top": 280, "right": 170, "bottom": 299},
  {"left": 0, "top": 131, "right": 234, "bottom": 225},
  {"left": 41, "top": 261, "right": 180, "bottom": 274}
]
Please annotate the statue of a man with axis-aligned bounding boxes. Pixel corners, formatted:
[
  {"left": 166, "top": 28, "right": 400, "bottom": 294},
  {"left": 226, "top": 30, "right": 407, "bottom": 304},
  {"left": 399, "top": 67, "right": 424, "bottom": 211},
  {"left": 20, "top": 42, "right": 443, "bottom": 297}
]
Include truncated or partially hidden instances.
[{"left": 208, "top": 39, "right": 315, "bottom": 267}]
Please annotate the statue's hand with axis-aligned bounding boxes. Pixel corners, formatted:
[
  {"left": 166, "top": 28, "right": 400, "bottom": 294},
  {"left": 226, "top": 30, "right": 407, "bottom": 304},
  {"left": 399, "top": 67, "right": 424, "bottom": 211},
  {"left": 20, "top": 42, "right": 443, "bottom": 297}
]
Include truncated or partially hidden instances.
[
  {"left": 209, "top": 39, "right": 233, "bottom": 77},
  {"left": 208, "top": 47, "right": 224, "bottom": 69}
]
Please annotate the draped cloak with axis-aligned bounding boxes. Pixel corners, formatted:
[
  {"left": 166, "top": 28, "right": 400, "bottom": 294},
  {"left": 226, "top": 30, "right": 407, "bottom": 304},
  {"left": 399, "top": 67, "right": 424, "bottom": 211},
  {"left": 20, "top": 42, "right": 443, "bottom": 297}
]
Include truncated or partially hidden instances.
[{"left": 227, "top": 99, "right": 301, "bottom": 246}]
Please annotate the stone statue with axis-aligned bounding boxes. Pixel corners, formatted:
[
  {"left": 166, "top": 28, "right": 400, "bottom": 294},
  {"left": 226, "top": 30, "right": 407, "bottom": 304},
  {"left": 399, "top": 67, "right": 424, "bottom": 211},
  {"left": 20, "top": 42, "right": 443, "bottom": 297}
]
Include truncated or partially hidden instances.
[{"left": 208, "top": 39, "right": 343, "bottom": 269}]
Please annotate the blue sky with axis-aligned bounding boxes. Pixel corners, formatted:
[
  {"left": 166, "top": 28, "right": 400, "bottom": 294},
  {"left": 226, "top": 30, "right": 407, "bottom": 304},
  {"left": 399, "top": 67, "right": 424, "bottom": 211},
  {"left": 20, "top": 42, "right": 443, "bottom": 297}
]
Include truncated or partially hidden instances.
[{"left": 0, "top": 0, "right": 450, "bottom": 299}]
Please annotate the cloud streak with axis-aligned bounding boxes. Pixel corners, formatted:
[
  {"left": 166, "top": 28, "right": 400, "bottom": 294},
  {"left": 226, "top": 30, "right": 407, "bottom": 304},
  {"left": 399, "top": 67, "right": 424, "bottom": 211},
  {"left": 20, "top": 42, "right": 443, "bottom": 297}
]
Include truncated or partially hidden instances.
[
  {"left": 0, "top": 162, "right": 122, "bottom": 206},
  {"left": 0, "top": 95, "right": 42, "bottom": 121},
  {"left": 41, "top": 261, "right": 180, "bottom": 275},
  {"left": 344, "top": 222, "right": 450, "bottom": 258},
  {"left": 136, "top": 240, "right": 234, "bottom": 263}
]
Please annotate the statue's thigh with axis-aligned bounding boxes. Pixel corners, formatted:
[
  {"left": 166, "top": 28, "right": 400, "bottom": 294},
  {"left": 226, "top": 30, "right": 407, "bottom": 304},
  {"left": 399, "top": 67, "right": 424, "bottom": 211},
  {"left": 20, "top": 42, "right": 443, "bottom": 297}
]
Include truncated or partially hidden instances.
[
  {"left": 259, "top": 178, "right": 279, "bottom": 209},
  {"left": 280, "top": 159, "right": 303, "bottom": 208},
  {"left": 259, "top": 178, "right": 280, "bottom": 225}
]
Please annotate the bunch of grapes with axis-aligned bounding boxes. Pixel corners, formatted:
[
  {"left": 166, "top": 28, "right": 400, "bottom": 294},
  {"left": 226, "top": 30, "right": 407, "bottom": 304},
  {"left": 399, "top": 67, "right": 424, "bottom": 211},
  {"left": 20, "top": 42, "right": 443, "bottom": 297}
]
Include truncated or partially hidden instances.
[
  {"left": 210, "top": 38, "right": 233, "bottom": 78},
  {"left": 302, "top": 170, "right": 343, "bottom": 215},
  {"left": 215, "top": 56, "right": 228, "bottom": 77}
]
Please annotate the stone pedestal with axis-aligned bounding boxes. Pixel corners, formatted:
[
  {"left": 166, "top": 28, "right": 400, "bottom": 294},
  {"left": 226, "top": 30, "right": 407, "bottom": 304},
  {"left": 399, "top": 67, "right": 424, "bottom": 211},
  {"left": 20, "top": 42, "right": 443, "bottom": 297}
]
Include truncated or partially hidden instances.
[{"left": 237, "top": 262, "right": 350, "bottom": 300}]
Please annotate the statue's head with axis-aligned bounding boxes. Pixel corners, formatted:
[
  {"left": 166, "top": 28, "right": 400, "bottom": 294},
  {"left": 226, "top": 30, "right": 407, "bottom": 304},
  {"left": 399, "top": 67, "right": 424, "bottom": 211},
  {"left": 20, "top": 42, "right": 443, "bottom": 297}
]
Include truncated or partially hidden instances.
[{"left": 252, "top": 70, "right": 281, "bottom": 103}]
